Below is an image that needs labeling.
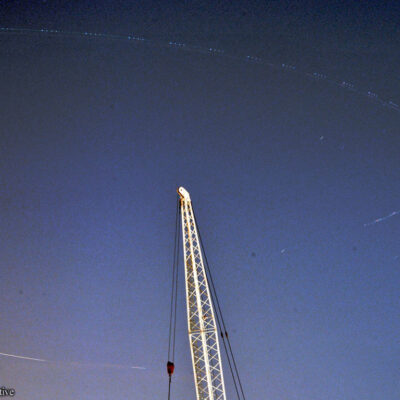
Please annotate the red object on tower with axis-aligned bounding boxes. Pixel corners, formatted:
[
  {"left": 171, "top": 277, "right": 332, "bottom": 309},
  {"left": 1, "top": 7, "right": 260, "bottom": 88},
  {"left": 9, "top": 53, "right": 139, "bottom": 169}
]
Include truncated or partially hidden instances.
[{"left": 167, "top": 361, "right": 175, "bottom": 376}]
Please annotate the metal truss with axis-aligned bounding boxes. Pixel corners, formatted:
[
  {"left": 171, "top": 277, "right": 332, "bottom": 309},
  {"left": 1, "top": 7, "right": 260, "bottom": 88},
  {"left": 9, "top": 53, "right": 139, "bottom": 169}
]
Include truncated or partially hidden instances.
[{"left": 178, "top": 187, "right": 227, "bottom": 400}]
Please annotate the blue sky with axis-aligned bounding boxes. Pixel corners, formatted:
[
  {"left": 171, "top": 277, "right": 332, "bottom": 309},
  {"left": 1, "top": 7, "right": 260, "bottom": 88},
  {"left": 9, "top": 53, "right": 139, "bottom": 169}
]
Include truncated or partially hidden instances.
[{"left": 0, "top": 1, "right": 399, "bottom": 399}]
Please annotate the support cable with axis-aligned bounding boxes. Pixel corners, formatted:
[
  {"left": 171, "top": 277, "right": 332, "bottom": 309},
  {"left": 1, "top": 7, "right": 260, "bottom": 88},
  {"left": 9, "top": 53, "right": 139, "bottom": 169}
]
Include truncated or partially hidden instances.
[
  {"left": 168, "top": 197, "right": 179, "bottom": 361},
  {"left": 167, "top": 196, "right": 180, "bottom": 400},
  {"left": 193, "top": 205, "right": 247, "bottom": 400},
  {"left": 172, "top": 202, "right": 180, "bottom": 359},
  {"left": 208, "top": 276, "right": 241, "bottom": 400}
]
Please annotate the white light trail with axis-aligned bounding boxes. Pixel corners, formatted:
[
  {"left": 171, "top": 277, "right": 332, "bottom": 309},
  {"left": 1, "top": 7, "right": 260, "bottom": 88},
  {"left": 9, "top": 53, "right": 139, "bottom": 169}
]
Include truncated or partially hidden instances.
[
  {"left": 0, "top": 352, "right": 46, "bottom": 362},
  {"left": 0, "top": 26, "right": 398, "bottom": 113},
  {"left": 0, "top": 351, "right": 145, "bottom": 370},
  {"left": 364, "top": 210, "right": 400, "bottom": 227}
]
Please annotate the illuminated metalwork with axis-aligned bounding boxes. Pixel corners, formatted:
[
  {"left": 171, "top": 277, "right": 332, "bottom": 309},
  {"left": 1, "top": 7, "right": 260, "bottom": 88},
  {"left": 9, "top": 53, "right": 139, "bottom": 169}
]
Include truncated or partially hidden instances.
[{"left": 178, "top": 187, "right": 226, "bottom": 400}]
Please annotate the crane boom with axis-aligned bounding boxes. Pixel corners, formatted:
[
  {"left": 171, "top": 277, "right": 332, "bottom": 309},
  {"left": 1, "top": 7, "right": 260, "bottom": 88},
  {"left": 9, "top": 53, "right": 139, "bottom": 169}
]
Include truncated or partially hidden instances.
[{"left": 178, "top": 187, "right": 227, "bottom": 400}]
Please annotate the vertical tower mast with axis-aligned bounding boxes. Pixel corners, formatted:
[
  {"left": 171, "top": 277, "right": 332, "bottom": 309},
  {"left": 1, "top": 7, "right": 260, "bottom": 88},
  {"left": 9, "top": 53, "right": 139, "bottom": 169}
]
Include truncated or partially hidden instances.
[{"left": 178, "top": 187, "right": 227, "bottom": 400}]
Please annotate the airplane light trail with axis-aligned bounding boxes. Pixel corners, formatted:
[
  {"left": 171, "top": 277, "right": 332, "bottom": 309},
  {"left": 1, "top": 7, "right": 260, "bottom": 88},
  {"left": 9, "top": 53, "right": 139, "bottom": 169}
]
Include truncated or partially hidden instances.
[
  {"left": 0, "top": 352, "right": 46, "bottom": 362},
  {"left": 0, "top": 351, "right": 146, "bottom": 370},
  {"left": 364, "top": 210, "right": 400, "bottom": 227}
]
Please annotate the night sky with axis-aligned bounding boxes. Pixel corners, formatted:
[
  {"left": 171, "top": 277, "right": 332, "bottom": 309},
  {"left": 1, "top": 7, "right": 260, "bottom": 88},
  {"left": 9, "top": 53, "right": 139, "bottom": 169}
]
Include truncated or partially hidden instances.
[{"left": 1, "top": 1, "right": 399, "bottom": 399}]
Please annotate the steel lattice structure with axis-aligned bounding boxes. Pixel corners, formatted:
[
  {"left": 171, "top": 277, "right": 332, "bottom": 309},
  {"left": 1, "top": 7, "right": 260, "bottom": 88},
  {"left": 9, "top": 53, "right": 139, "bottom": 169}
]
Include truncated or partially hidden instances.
[{"left": 178, "top": 187, "right": 227, "bottom": 400}]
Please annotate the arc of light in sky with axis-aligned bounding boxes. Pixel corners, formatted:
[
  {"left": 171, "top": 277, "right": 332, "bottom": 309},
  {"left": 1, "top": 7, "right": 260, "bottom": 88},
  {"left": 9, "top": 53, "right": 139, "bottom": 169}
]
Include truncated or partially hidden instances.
[
  {"left": 0, "top": 27, "right": 399, "bottom": 113},
  {"left": 0, "top": 351, "right": 145, "bottom": 370},
  {"left": 364, "top": 210, "right": 400, "bottom": 227}
]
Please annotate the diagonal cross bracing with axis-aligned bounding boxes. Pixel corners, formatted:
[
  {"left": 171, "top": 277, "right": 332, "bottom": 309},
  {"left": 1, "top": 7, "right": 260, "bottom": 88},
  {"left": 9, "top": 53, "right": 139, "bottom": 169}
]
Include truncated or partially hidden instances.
[{"left": 178, "top": 187, "right": 227, "bottom": 400}]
